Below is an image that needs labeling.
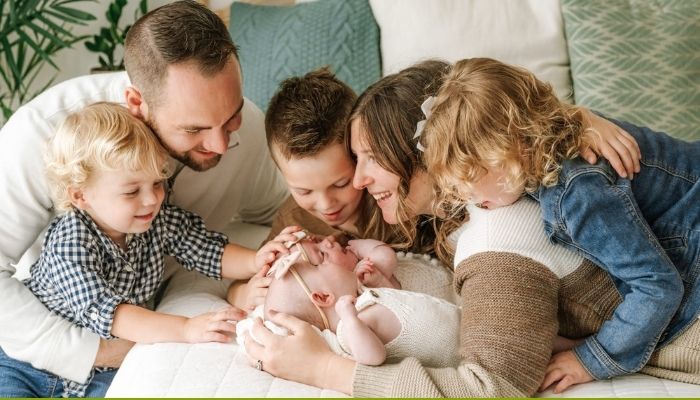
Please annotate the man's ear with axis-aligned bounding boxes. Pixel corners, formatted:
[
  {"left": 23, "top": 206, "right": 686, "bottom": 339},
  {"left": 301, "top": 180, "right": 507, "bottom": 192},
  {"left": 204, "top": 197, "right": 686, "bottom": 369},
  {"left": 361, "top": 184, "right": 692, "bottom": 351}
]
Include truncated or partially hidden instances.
[
  {"left": 311, "top": 292, "right": 336, "bottom": 308},
  {"left": 125, "top": 86, "right": 148, "bottom": 120},
  {"left": 68, "top": 186, "right": 89, "bottom": 210}
]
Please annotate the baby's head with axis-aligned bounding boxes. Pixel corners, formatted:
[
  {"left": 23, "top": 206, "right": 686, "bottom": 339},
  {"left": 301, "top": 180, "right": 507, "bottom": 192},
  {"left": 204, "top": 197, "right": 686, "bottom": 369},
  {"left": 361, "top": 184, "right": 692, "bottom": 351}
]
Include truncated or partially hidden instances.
[
  {"left": 45, "top": 102, "right": 170, "bottom": 235},
  {"left": 265, "top": 68, "right": 362, "bottom": 229},
  {"left": 264, "top": 236, "right": 360, "bottom": 330}
]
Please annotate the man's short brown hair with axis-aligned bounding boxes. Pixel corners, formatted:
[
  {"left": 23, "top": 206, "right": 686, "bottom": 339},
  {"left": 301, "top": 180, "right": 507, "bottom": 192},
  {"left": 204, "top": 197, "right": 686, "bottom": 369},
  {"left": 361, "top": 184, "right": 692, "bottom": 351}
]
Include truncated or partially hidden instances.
[
  {"left": 124, "top": 0, "right": 239, "bottom": 105},
  {"left": 265, "top": 67, "right": 357, "bottom": 162}
]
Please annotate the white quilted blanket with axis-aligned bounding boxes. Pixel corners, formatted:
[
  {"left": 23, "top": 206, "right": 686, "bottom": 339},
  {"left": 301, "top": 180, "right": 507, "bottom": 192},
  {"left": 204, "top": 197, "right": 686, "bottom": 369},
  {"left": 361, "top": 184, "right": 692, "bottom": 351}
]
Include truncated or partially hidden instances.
[{"left": 106, "top": 223, "right": 700, "bottom": 397}]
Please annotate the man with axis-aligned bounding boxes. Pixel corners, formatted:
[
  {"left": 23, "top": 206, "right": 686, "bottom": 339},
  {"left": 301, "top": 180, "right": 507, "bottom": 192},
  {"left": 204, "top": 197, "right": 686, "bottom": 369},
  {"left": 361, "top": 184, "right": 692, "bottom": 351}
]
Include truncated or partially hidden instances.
[{"left": 0, "top": 1, "right": 287, "bottom": 396}]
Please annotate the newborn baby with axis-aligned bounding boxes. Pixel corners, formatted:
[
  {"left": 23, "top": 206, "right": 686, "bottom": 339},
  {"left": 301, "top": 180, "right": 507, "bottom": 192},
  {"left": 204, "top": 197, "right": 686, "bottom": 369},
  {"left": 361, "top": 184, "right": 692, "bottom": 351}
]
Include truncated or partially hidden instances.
[{"left": 256, "top": 231, "right": 461, "bottom": 367}]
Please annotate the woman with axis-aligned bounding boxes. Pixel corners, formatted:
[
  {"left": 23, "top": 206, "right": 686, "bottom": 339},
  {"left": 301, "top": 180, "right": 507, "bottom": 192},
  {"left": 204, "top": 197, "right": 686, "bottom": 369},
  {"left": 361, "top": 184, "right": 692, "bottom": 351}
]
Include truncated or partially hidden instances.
[{"left": 243, "top": 61, "right": 649, "bottom": 397}]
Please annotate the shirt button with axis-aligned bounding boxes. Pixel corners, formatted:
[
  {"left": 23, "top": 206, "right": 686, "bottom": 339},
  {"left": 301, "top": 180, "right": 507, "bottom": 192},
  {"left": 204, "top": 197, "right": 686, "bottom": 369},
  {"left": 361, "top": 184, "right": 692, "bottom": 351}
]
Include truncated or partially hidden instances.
[
  {"left": 125, "top": 264, "right": 134, "bottom": 272},
  {"left": 90, "top": 312, "right": 99, "bottom": 321},
  {"left": 369, "top": 290, "right": 379, "bottom": 298}
]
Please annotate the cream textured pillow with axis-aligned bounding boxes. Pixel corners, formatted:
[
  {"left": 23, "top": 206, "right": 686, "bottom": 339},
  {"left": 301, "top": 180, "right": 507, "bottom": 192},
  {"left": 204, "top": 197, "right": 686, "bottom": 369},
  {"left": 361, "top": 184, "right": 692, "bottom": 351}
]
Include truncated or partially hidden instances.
[{"left": 369, "top": 0, "right": 573, "bottom": 101}]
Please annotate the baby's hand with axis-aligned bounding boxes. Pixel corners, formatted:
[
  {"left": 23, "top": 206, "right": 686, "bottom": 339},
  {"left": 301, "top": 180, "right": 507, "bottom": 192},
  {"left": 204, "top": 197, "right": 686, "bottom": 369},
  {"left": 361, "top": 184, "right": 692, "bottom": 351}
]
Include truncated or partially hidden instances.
[
  {"left": 255, "top": 226, "right": 303, "bottom": 271},
  {"left": 227, "top": 265, "right": 272, "bottom": 311},
  {"left": 539, "top": 350, "right": 594, "bottom": 394},
  {"left": 356, "top": 258, "right": 391, "bottom": 288},
  {"left": 183, "top": 307, "right": 244, "bottom": 343},
  {"left": 335, "top": 295, "right": 358, "bottom": 320}
]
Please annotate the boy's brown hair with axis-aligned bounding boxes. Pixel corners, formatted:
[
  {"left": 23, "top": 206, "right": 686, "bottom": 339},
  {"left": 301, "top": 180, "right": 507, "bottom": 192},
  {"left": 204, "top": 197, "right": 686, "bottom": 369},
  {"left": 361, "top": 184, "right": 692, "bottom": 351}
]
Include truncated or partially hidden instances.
[{"left": 265, "top": 67, "right": 357, "bottom": 162}]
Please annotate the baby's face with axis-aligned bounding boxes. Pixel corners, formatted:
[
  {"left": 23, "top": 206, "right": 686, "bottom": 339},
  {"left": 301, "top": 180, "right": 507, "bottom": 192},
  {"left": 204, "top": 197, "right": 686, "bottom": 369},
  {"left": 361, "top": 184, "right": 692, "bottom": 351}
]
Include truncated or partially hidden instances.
[{"left": 298, "top": 236, "right": 359, "bottom": 272}]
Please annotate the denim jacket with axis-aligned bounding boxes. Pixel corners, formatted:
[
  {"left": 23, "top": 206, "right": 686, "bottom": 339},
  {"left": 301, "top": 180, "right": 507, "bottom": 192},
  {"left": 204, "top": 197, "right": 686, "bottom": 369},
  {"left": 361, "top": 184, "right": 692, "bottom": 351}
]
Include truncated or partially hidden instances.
[{"left": 528, "top": 117, "right": 700, "bottom": 380}]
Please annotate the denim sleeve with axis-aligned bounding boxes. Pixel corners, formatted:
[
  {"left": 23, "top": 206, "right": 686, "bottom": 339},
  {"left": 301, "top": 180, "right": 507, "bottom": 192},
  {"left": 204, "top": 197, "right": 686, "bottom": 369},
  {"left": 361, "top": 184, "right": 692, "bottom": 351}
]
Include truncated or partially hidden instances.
[{"left": 558, "top": 172, "right": 683, "bottom": 379}]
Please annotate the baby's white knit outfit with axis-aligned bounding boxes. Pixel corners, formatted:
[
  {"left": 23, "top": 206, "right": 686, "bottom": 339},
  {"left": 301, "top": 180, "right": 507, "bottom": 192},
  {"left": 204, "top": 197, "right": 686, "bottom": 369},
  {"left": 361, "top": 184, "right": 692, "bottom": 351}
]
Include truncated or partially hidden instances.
[{"left": 336, "top": 287, "right": 461, "bottom": 368}]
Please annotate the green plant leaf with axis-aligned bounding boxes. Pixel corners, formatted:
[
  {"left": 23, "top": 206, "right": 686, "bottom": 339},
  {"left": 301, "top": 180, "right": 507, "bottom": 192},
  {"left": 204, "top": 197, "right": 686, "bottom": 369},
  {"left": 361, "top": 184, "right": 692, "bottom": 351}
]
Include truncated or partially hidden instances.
[
  {"left": 43, "top": 8, "right": 92, "bottom": 25},
  {"left": 34, "top": 13, "right": 74, "bottom": 38},
  {"left": 0, "top": 35, "right": 22, "bottom": 90},
  {"left": 15, "top": 29, "right": 58, "bottom": 69},
  {"left": 25, "top": 20, "right": 70, "bottom": 48},
  {"left": 50, "top": 4, "right": 95, "bottom": 21}
]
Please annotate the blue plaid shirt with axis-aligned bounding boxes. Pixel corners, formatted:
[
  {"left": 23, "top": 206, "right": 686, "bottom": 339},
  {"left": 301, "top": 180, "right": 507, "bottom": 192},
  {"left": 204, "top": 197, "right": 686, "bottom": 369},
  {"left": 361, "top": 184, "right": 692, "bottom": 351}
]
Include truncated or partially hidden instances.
[{"left": 24, "top": 203, "right": 228, "bottom": 397}]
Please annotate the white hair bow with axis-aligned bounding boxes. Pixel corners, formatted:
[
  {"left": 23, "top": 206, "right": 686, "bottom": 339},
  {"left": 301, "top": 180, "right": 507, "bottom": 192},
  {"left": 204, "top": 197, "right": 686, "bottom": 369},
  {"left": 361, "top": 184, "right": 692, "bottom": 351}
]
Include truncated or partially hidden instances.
[
  {"left": 266, "top": 230, "right": 308, "bottom": 279},
  {"left": 412, "top": 96, "right": 436, "bottom": 152}
]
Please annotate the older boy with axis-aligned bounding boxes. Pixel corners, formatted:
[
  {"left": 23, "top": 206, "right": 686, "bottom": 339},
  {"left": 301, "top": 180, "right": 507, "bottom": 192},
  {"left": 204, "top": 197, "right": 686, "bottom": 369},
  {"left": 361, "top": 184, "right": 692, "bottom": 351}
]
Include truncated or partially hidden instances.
[{"left": 228, "top": 68, "right": 390, "bottom": 310}]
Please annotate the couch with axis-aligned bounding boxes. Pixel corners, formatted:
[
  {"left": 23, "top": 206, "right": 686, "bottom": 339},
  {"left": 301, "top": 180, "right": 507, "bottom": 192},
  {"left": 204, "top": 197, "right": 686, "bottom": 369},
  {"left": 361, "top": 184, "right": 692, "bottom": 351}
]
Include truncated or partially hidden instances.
[{"left": 105, "top": 0, "right": 700, "bottom": 397}]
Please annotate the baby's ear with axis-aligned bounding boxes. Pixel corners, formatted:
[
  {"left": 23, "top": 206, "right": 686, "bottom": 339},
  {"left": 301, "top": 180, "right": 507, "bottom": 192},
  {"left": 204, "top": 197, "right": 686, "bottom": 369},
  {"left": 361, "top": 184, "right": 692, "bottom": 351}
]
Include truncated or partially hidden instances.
[
  {"left": 311, "top": 292, "right": 336, "bottom": 308},
  {"left": 68, "top": 186, "right": 88, "bottom": 210}
]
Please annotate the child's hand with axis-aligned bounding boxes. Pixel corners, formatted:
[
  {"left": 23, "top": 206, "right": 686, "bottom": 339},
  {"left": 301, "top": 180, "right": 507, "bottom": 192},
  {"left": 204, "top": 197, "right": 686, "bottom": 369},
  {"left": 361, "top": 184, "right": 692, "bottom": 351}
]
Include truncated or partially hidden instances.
[
  {"left": 552, "top": 335, "right": 583, "bottom": 354},
  {"left": 355, "top": 258, "right": 391, "bottom": 288},
  {"left": 226, "top": 265, "right": 272, "bottom": 311},
  {"left": 539, "top": 350, "right": 594, "bottom": 394},
  {"left": 255, "top": 226, "right": 304, "bottom": 271},
  {"left": 183, "top": 307, "right": 244, "bottom": 343},
  {"left": 335, "top": 295, "right": 358, "bottom": 320}
]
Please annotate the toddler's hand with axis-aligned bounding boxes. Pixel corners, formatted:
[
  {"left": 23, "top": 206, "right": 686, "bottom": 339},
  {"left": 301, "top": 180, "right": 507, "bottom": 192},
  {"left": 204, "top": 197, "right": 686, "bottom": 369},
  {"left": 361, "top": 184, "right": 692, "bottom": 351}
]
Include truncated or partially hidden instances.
[
  {"left": 183, "top": 307, "right": 244, "bottom": 343},
  {"left": 227, "top": 265, "right": 272, "bottom": 311},
  {"left": 552, "top": 335, "right": 583, "bottom": 354},
  {"left": 255, "top": 226, "right": 304, "bottom": 271},
  {"left": 539, "top": 350, "right": 594, "bottom": 394},
  {"left": 335, "top": 295, "right": 358, "bottom": 320}
]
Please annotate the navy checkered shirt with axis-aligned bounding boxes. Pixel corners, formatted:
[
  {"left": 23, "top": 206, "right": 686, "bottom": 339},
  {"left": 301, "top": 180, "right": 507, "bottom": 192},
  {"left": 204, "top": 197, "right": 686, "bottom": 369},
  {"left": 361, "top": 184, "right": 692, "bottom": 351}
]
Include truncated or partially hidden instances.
[{"left": 24, "top": 203, "right": 228, "bottom": 397}]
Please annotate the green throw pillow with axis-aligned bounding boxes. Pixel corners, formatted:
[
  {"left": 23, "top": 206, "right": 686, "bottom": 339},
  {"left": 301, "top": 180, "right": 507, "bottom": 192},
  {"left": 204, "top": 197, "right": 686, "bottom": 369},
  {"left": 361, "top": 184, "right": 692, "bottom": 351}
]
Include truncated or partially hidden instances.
[
  {"left": 562, "top": 0, "right": 700, "bottom": 141},
  {"left": 229, "top": 0, "right": 381, "bottom": 112}
]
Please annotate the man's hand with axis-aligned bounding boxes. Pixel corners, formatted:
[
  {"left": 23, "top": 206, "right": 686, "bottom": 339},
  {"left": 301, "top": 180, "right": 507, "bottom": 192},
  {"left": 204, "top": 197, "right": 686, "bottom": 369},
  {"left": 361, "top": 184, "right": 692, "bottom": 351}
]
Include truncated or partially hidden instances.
[
  {"left": 539, "top": 350, "right": 594, "bottom": 394},
  {"left": 94, "top": 338, "right": 135, "bottom": 368}
]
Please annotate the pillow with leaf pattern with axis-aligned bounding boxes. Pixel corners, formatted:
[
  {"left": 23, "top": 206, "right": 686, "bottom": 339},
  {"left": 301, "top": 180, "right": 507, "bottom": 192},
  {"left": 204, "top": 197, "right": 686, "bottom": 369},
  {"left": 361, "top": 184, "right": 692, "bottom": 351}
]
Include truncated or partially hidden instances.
[{"left": 562, "top": 0, "right": 700, "bottom": 141}]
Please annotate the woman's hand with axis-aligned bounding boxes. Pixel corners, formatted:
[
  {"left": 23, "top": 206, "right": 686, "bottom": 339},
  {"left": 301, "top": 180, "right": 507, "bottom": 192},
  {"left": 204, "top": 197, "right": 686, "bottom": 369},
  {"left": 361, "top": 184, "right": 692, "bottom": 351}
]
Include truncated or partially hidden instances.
[
  {"left": 244, "top": 312, "right": 355, "bottom": 394},
  {"left": 580, "top": 109, "right": 641, "bottom": 178}
]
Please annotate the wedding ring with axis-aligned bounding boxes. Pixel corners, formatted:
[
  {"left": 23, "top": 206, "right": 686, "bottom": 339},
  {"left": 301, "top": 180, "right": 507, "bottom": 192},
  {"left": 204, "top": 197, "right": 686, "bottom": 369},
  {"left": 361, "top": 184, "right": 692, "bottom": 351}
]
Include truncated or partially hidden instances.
[{"left": 255, "top": 359, "right": 263, "bottom": 371}]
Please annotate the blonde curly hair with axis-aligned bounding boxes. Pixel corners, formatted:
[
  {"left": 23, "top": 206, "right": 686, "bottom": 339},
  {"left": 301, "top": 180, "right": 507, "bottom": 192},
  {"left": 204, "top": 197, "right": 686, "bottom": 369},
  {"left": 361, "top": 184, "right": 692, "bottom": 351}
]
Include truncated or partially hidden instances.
[
  {"left": 45, "top": 102, "right": 171, "bottom": 213},
  {"left": 423, "top": 58, "right": 585, "bottom": 212}
]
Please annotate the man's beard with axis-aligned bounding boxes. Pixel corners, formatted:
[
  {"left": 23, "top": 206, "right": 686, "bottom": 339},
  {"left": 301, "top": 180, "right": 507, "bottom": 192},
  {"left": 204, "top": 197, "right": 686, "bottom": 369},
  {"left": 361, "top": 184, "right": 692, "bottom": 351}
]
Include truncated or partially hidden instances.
[{"left": 147, "top": 116, "right": 221, "bottom": 172}]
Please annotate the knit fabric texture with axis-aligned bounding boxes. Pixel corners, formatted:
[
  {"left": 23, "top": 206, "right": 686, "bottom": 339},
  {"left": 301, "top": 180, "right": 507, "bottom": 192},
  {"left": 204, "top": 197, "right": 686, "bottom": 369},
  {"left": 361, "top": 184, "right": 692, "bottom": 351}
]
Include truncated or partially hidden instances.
[{"left": 229, "top": 0, "right": 381, "bottom": 112}]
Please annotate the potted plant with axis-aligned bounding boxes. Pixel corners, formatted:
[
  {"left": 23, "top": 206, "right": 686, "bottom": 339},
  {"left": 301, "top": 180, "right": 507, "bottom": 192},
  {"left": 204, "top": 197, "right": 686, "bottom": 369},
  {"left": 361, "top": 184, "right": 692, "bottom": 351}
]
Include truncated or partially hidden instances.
[
  {"left": 1, "top": 0, "right": 96, "bottom": 124},
  {"left": 84, "top": 0, "right": 147, "bottom": 72}
]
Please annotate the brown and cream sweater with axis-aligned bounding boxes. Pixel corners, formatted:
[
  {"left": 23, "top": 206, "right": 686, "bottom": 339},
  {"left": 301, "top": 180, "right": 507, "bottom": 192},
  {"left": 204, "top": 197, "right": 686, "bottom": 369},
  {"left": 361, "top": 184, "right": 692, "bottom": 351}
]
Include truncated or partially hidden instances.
[{"left": 352, "top": 198, "right": 622, "bottom": 397}]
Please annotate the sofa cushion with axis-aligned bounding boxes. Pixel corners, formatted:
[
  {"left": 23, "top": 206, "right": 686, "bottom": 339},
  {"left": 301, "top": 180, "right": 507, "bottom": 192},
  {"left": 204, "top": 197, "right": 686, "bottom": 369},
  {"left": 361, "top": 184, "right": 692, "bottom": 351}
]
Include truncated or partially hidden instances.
[
  {"left": 229, "top": 0, "right": 381, "bottom": 112},
  {"left": 562, "top": 0, "right": 700, "bottom": 142},
  {"left": 369, "top": 0, "right": 573, "bottom": 101}
]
